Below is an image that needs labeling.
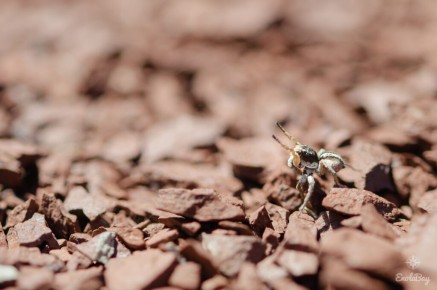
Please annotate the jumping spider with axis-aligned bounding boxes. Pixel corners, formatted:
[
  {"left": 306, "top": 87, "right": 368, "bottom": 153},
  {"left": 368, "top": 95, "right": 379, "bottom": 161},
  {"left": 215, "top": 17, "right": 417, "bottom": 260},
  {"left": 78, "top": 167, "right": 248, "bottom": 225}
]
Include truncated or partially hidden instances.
[{"left": 272, "top": 122, "right": 345, "bottom": 216}]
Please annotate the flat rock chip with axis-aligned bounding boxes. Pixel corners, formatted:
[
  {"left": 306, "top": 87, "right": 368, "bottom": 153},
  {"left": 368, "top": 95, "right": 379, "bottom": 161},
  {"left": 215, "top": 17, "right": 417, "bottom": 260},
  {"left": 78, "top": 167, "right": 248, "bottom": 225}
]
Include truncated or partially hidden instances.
[
  {"left": 64, "top": 186, "right": 107, "bottom": 221},
  {"left": 392, "top": 166, "right": 437, "bottom": 207},
  {"left": 5, "top": 197, "right": 39, "bottom": 228},
  {"left": 110, "top": 227, "right": 144, "bottom": 250},
  {"left": 53, "top": 266, "right": 103, "bottom": 290},
  {"left": 283, "top": 212, "right": 318, "bottom": 253},
  {"left": 157, "top": 188, "right": 245, "bottom": 222},
  {"left": 234, "top": 262, "right": 265, "bottom": 290},
  {"left": 360, "top": 204, "right": 397, "bottom": 240},
  {"left": 248, "top": 205, "right": 273, "bottom": 236},
  {"left": 423, "top": 148, "right": 437, "bottom": 167},
  {"left": 265, "top": 203, "right": 289, "bottom": 234},
  {"left": 201, "top": 233, "right": 265, "bottom": 277},
  {"left": 320, "top": 258, "right": 395, "bottom": 290},
  {"left": 263, "top": 168, "right": 301, "bottom": 211},
  {"left": 180, "top": 221, "right": 202, "bottom": 236},
  {"left": 338, "top": 140, "right": 395, "bottom": 193},
  {"left": 0, "top": 247, "right": 60, "bottom": 268},
  {"left": 399, "top": 213, "right": 437, "bottom": 283},
  {"left": 322, "top": 188, "right": 400, "bottom": 221},
  {"left": 41, "top": 192, "right": 80, "bottom": 239},
  {"left": 14, "top": 213, "right": 58, "bottom": 248},
  {"left": 146, "top": 228, "right": 178, "bottom": 248},
  {"left": 179, "top": 240, "right": 217, "bottom": 278},
  {"left": 169, "top": 261, "right": 201, "bottom": 290},
  {"left": 17, "top": 266, "right": 54, "bottom": 290},
  {"left": 256, "top": 256, "right": 288, "bottom": 287},
  {"left": 76, "top": 232, "right": 116, "bottom": 264},
  {"left": 105, "top": 250, "right": 177, "bottom": 290},
  {"left": 321, "top": 228, "right": 404, "bottom": 279},
  {"left": 417, "top": 189, "right": 437, "bottom": 214},
  {"left": 217, "top": 137, "right": 282, "bottom": 182},
  {"left": 201, "top": 275, "right": 229, "bottom": 290},
  {"left": 276, "top": 249, "right": 319, "bottom": 277}
]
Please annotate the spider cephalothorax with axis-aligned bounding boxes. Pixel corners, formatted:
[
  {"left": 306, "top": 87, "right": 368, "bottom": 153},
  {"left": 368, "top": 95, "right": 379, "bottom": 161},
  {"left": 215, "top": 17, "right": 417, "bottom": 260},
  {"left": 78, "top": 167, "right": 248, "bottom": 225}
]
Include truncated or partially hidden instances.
[{"left": 272, "top": 122, "right": 345, "bottom": 216}]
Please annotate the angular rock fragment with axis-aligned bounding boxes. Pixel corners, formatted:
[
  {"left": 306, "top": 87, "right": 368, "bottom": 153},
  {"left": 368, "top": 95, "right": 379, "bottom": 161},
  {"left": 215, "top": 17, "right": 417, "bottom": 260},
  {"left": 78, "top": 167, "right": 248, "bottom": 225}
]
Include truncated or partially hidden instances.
[
  {"left": 218, "top": 137, "right": 282, "bottom": 183},
  {"left": 321, "top": 228, "right": 405, "bottom": 279},
  {"left": 14, "top": 213, "right": 59, "bottom": 249},
  {"left": 179, "top": 240, "right": 217, "bottom": 278},
  {"left": 320, "top": 258, "right": 395, "bottom": 290},
  {"left": 180, "top": 221, "right": 202, "bottom": 236},
  {"left": 392, "top": 166, "right": 437, "bottom": 207},
  {"left": 201, "top": 233, "right": 265, "bottom": 277},
  {"left": 337, "top": 140, "right": 395, "bottom": 193},
  {"left": 360, "top": 204, "right": 397, "bottom": 240},
  {"left": 248, "top": 205, "right": 273, "bottom": 236},
  {"left": 40, "top": 192, "right": 80, "bottom": 239},
  {"left": 66, "top": 251, "right": 93, "bottom": 271},
  {"left": 110, "top": 227, "right": 144, "bottom": 250},
  {"left": 234, "top": 262, "right": 265, "bottom": 290},
  {"left": 168, "top": 261, "right": 201, "bottom": 290},
  {"left": 263, "top": 168, "right": 301, "bottom": 211},
  {"left": 17, "top": 266, "right": 54, "bottom": 290},
  {"left": 283, "top": 212, "right": 318, "bottom": 253},
  {"left": 145, "top": 228, "right": 178, "bottom": 248},
  {"left": 105, "top": 250, "right": 177, "bottom": 290},
  {"left": 201, "top": 275, "right": 229, "bottom": 290},
  {"left": 157, "top": 188, "right": 245, "bottom": 222},
  {"left": 398, "top": 212, "right": 437, "bottom": 284},
  {"left": 53, "top": 266, "right": 103, "bottom": 290},
  {"left": 76, "top": 232, "right": 116, "bottom": 264},
  {"left": 0, "top": 247, "right": 61, "bottom": 269},
  {"left": 5, "top": 197, "right": 39, "bottom": 228},
  {"left": 262, "top": 228, "right": 279, "bottom": 255},
  {"left": 64, "top": 186, "right": 107, "bottom": 221},
  {"left": 256, "top": 256, "right": 288, "bottom": 287},
  {"left": 417, "top": 189, "right": 437, "bottom": 214},
  {"left": 265, "top": 203, "right": 289, "bottom": 235},
  {"left": 276, "top": 249, "right": 319, "bottom": 276},
  {"left": 322, "top": 188, "right": 400, "bottom": 221}
]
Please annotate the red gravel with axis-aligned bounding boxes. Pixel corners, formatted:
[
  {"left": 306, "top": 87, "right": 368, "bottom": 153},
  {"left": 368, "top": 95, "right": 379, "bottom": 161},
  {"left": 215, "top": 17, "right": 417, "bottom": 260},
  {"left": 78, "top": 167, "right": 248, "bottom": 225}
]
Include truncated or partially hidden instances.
[{"left": 0, "top": 1, "right": 437, "bottom": 289}]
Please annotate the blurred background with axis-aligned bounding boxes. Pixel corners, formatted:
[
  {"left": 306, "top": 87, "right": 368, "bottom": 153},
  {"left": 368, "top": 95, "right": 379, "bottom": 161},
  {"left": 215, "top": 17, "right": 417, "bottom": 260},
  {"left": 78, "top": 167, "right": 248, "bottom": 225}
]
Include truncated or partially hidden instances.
[{"left": 0, "top": 0, "right": 436, "bottom": 160}]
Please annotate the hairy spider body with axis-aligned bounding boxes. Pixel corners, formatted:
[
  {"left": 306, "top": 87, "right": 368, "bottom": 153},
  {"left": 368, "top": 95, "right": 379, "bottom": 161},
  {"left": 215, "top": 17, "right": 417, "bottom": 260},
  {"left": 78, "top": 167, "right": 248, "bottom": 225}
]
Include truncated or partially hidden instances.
[{"left": 273, "top": 123, "right": 345, "bottom": 216}]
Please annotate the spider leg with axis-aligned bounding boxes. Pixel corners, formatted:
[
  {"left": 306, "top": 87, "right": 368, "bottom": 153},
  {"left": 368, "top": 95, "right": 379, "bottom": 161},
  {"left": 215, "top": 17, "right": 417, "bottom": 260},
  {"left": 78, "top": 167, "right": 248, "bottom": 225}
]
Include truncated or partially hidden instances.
[
  {"left": 298, "top": 174, "right": 315, "bottom": 216},
  {"left": 276, "top": 122, "right": 301, "bottom": 145},
  {"left": 322, "top": 162, "right": 341, "bottom": 186},
  {"left": 296, "top": 174, "right": 307, "bottom": 199}
]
